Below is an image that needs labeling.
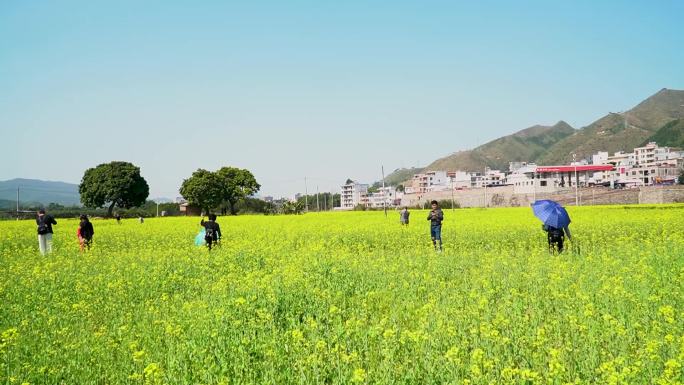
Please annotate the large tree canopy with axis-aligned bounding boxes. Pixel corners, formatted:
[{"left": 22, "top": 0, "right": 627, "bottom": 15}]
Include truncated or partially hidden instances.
[
  {"left": 179, "top": 169, "right": 226, "bottom": 214},
  {"left": 216, "top": 167, "right": 261, "bottom": 215},
  {"left": 179, "top": 167, "right": 261, "bottom": 215},
  {"left": 79, "top": 161, "right": 149, "bottom": 217}
]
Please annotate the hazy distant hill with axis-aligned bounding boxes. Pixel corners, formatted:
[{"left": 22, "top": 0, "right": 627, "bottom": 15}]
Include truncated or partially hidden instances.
[
  {"left": 0, "top": 179, "right": 80, "bottom": 207},
  {"left": 426, "top": 121, "right": 575, "bottom": 172},
  {"left": 539, "top": 88, "right": 684, "bottom": 164}
]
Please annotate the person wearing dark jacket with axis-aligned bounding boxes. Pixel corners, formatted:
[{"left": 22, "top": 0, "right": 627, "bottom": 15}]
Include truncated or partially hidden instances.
[
  {"left": 78, "top": 214, "right": 95, "bottom": 252},
  {"left": 427, "top": 200, "right": 444, "bottom": 251},
  {"left": 543, "top": 224, "right": 572, "bottom": 253},
  {"left": 36, "top": 209, "right": 57, "bottom": 255},
  {"left": 200, "top": 214, "right": 222, "bottom": 250}
]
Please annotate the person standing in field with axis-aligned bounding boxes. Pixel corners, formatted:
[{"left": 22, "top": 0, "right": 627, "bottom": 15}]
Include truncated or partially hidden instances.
[
  {"left": 36, "top": 209, "right": 57, "bottom": 255},
  {"left": 200, "top": 214, "right": 222, "bottom": 250},
  {"left": 77, "top": 214, "right": 94, "bottom": 252},
  {"left": 115, "top": 214, "right": 121, "bottom": 224},
  {"left": 427, "top": 200, "right": 444, "bottom": 251},
  {"left": 400, "top": 207, "right": 410, "bottom": 225}
]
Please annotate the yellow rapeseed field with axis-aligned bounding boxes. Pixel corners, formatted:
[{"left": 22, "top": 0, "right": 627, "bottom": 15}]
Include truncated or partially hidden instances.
[{"left": 1, "top": 205, "right": 683, "bottom": 384}]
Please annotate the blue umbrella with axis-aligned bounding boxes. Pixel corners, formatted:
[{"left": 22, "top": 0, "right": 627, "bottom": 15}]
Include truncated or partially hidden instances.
[{"left": 532, "top": 200, "right": 571, "bottom": 229}]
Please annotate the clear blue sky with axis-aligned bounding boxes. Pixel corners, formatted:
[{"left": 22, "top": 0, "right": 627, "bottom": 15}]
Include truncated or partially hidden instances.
[{"left": 1, "top": 0, "right": 683, "bottom": 198}]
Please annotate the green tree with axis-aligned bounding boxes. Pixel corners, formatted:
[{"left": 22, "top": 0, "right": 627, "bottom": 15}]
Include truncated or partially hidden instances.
[
  {"left": 79, "top": 161, "right": 149, "bottom": 217},
  {"left": 179, "top": 169, "right": 225, "bottom": 214},
  {"left": 282, "top": 200, "right": 304, "bottom": 215},
  {"left": 367, "top": 184, "right": 380, "bottom": 194},
  {"left": 216, "top": 167, "right": 261, "bottom": 215},
  {"left": 296, "top": 192, "right": 340, "bottom": 210}
]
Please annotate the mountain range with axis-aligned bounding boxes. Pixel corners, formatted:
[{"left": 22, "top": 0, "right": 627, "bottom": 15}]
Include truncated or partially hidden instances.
[
  {"left": 0, "top": 178, "right": 80, "bottom": 209},
  {"left": 0, "top": 178, "right": 182, "bottom": 209},
  {"left": 387, "top": 88, "right": 684, "bottom": 184}
]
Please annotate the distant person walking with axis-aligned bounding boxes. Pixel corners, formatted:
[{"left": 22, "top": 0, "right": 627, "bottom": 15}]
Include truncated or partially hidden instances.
[
  {"left": 400, "top": 207, "right": 410, "bottom": 225},
  {"left": 115, "top": 214, "right": 121, "bottom": 224},
  {"left": 427, "top": 200, "right": 444, "bottom": 251},
  {"left": 139, "top": 216, "right": 144, "bottom": 224},
  {"left": 77, "top": 214, "right": 94, "bottom": 252},
  {"left": 36, "top": 209, "right": 57, "bottom": 255},
  {"left": 200, "top": 214, "right": 222, "bottom": 250}
]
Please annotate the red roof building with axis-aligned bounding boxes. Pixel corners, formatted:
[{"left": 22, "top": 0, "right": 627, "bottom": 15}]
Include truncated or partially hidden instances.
[{"left": 535, "top": 165, "right": 614, "bottom": 173}]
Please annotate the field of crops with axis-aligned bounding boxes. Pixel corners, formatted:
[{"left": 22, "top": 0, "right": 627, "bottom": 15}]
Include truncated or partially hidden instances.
[{"left": 1, "top": 205, "right": 684, "bottom": 384}]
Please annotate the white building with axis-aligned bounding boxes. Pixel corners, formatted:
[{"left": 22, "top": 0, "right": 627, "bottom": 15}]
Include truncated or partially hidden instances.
[
  {"left": 592, "top": 152, "right": 609, "bottom": 166},
  {"left": 634, "top": 142, "right": 658, "bottom": 166},
  {"left": 508, "top": 164, "right": 541, "bottom": 194},
  {"left": 591, "top": 142, "right": 683, "bottom": 186},
  {"left": 510, "top": 164, "right": 614, "bottom": 194},
  {"left": 366, "top": 187, "right": 402, "bottom": 208},
  {"left": 406, "top": 171, "right": 450, "bottom": 193},
  {"left": 450, "top": 169, "right": 506, "bottom": 189},
  {"left": 449, "top": 171, "right": 482, "bottom": 189},
  {"left": 484, "top": 169, "right": 506, "bottom": 187},
  {"left": 340, "top": 181, "right": 369, "bottom": 209}
]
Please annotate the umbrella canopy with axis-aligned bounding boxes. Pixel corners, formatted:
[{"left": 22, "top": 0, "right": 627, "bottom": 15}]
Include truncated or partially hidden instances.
[
  {"left": 532, "top": 200, "right": 571, "bottom": 229},
  {"left": 194, "top": 228, "right": 206, "bottom": 246}
]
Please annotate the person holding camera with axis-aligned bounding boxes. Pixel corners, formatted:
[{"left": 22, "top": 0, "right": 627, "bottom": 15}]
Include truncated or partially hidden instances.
[
  {"left": 427, "top": 200, "right": 444, "bottom": 251},
  {"left": 36, "top": 209, "right": 57, "bottom": 255}
]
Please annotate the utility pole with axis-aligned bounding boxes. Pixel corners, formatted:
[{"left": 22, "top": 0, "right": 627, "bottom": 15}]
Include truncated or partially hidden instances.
[
  {"left": 316, "top": 186, "right": 320, "bottom": 212},
  {"left": 156, "top": 201, "right": 160, "bottom": 217},
  {"left": 573, "top": 153, "right": 579, "bottom": 206},
  {"left": 381, "top": 165, "right": 387, "bottom": 217},
  {"left": 16, "top": 187, "right": 19, "bottom": 220},
  {"left": 483, "top": 168, "right": 488, "bottom": 208},
  {"left": 450, "top": 176, "right": 455, "bottom": 212},
  {"left": 304, "top": 177, "right": 309, "bottom": 212},
  {"left": 324, "top": 193, "right": 327, "bottom": 211}
]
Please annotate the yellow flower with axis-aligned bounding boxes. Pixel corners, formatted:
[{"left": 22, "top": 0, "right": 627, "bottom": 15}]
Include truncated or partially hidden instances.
[
  {"left": 659, "top": 305, "right": 675, "bottom": 324},
  {"left": 132, "top": 349, "right": 146, "bottom": 362},
  {"left": 351, "top": 368, "right": 366, "bottom": 383}
]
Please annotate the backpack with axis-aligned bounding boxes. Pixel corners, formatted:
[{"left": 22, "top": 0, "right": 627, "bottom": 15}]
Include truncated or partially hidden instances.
[
  {"left": 205, "top": 226, "right": 215, "bottom": 241},
  {"left": 37, "top": 217, "right": 49, "bottom": 235}
]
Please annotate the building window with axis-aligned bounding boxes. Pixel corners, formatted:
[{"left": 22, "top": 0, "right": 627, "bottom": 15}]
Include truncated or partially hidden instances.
[{"left": 540, "top": 181, "right": 547, "bottom": 187}]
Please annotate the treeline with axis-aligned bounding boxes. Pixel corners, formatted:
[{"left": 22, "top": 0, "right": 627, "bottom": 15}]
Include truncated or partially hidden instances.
[
  {"left": 0, "top": 201, "right": 182, "bottom": 220},
  {"left": 295, "top": 192, "right": 341, "bottom": 211}
]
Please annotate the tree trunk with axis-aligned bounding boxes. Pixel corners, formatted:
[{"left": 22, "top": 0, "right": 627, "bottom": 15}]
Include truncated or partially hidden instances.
[
  {"left": 229, "top": 199, "right": 238, "bottom": 215},
  {"left": 107, "top": 202, "right": 116, "bottom": 217}
]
